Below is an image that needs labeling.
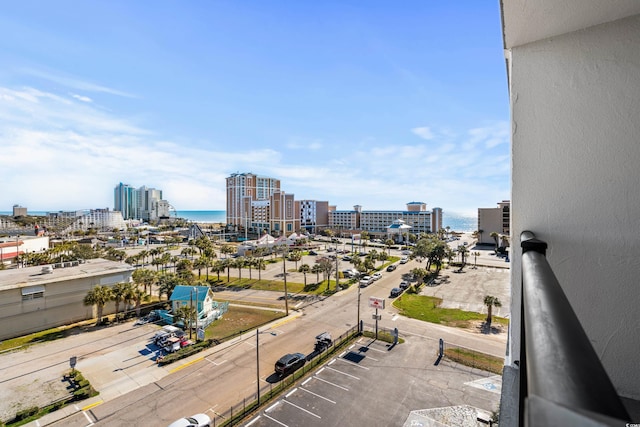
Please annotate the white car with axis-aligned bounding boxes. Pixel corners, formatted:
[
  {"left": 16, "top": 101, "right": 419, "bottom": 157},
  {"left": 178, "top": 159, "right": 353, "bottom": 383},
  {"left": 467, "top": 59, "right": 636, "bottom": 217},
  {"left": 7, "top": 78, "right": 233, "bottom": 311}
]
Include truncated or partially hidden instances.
[
  {"left": 400, "top": 257, "right": 409, "bottom": 264},
  {"left": 372, "top": 273, "right": 382, "bottom": 281},
  {"left": 168, "top": 413, "right": 211, "bottom": 427}
]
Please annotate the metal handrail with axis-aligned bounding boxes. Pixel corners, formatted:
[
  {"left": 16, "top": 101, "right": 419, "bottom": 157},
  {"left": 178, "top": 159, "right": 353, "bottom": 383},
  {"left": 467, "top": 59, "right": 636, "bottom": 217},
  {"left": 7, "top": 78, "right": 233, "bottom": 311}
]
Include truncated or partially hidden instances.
[{"left": 520, "top": 231, "right": 630, "bottom": 424}]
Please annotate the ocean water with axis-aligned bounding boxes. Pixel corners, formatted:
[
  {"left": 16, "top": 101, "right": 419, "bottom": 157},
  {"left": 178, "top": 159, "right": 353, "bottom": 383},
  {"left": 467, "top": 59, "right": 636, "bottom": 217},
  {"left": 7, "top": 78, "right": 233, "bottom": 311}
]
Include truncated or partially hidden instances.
[
  {"left": 175, "top": 210, "right": 226, "bottom": 223},
  {"left": 2, "top": 210, "right": 476, "bottom": 232}
]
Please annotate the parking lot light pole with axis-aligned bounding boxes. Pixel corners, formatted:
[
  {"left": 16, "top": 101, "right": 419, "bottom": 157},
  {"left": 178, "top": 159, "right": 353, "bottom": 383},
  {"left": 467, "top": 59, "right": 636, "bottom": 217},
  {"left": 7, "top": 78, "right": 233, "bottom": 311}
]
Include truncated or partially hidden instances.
[{"left": 256, "top": 329, "right": 260, "bottom": 406}]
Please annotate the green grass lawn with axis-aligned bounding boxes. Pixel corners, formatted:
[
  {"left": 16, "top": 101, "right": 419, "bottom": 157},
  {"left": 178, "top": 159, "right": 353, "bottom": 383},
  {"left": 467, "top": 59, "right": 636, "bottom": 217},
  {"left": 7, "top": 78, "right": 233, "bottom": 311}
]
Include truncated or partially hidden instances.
[
  {"left": 205, "top": 306, "right": 284, "bottom": 341},
  {"left": 392, "top": 293, "right": 509, "bottom": 329}
]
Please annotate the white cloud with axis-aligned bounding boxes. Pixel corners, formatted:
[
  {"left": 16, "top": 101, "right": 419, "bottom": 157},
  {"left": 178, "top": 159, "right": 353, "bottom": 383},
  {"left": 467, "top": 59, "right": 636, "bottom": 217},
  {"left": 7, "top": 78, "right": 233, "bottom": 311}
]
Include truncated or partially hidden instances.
[
  {"left": 21, "top": 67, "right": 137, "bottom": 98},
  {"left": 411, "top": 126, "right": 434, "bottom": 140},
  {"left": 71, "top": 93, "right": 93, "bottom": 103},
  {"left": 0, "top": 84, "right": 509, "bottom": 215}
]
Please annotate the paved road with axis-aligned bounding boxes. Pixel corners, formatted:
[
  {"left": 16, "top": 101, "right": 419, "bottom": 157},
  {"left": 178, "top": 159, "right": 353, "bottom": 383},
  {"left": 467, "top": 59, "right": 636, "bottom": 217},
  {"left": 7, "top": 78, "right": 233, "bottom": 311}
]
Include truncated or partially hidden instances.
[{"left": 3, "top": 235, "right": 508, "bottom": 426}]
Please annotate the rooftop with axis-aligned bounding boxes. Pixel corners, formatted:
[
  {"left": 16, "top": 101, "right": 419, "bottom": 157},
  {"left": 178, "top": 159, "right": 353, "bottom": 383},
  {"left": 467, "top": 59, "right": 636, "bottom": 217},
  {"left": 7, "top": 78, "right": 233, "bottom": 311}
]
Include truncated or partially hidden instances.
[{"left": 0, "top": 258, "right": 134, "bottom": 292}]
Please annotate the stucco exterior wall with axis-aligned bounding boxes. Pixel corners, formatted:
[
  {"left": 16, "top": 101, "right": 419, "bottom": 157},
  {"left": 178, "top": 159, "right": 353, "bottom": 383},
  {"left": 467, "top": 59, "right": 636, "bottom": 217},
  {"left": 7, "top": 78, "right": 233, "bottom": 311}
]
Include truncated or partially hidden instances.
[
  {"left": 509, "top": 15, "right": 640, "bottom": 398},
  {"left": 0, "top": 263, "right": 132, "bottom": 340}
]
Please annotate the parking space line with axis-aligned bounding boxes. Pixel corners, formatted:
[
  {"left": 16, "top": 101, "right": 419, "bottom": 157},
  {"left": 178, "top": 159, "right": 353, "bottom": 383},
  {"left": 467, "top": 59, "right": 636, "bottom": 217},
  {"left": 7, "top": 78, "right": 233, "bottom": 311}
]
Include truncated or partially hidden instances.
[
  {"left": 245, "top": 415, "right": 261, "bottom": 426},
  {"left": 264, "top": 414, "right": 288, "bottom": 426},
  {"left": 285, "top": 388, "right": 297, "bottom": 398},
  {"left": 282, "top": 399, "right": 321, "bottom": 418},
  {"left": 313, "top": 375, "right": 349, "bottom": 391},
  {"left": 326, "top": 366, "right": 360, "bottom": 379},
  {"left": 364, "top": 355, "right": 379, "bottom": 361},
  {"left": 336, "top": 358, "right": 370, "bottom": 370},
  {"left": 265, "top": 401, "right": 282, "bottom": 413},
  {"left": 302, "top": 378, "right": 312, "bottom": 386},
  {"left": 299, "top": 387, "right": 336, "bottom": 404}
]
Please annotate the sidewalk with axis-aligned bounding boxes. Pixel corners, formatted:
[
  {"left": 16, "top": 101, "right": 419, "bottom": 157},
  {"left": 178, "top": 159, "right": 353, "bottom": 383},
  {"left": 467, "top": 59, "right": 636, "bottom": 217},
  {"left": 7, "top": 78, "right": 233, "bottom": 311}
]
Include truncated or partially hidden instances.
[{"left": 26, "top": 310, "right": 304, "bottom": 426}]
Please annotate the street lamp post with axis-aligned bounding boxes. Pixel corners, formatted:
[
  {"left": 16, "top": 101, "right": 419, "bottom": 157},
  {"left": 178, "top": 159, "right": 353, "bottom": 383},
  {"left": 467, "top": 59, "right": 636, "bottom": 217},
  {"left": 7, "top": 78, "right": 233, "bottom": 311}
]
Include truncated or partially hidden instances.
[
  {"left": 15, "top": 235, "right": 20, "bottom": 268},
  {"left": 193, "top": 287, "right": 198, "bottom": 341},
  {"left": 356, "top": 283, "right": 361, "bottom": 332},
  {"left": 256, "top": 329, "right": 260, "bottom": 406}
]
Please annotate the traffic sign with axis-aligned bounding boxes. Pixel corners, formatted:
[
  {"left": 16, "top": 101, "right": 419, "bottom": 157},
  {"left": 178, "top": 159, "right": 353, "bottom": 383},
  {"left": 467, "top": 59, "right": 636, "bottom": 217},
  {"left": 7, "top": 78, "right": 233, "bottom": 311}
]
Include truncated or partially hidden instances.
[{"left": 368, "top": 297, "right": 385, "bottom": 310}]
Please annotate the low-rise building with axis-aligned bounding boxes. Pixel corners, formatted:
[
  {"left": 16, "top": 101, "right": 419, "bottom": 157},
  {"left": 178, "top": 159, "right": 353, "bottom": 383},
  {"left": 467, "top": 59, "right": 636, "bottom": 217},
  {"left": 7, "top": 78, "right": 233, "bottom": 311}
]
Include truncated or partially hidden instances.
[{"left": 0, "top": 258, "right": 134, "bottom": 340}]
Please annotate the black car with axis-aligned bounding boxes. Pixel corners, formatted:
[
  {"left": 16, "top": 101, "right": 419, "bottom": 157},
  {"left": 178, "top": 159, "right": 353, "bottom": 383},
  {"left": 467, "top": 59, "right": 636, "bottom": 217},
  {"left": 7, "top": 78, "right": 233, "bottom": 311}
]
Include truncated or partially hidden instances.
[
  {"left": 399, "top": 281, "right": 409, "bottom": 290},
  {"left": 386, "top": 264, "right": 397, "bottom": 272},
  {"left": 390, "top": 288, "right": 402, "bottom": 298},
  {"left": 275, "top": 353, "right": 306, "bottom": 376},
  {"left": 308, "top": 250, "right": 318, "bottom": 255}
]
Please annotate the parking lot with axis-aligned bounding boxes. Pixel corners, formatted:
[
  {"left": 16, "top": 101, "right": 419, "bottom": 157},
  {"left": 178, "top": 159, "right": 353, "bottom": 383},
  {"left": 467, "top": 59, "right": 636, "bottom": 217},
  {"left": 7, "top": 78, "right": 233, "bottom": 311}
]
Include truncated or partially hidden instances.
[{"left": 242, "top": 335, "right": 501, "bottom": 427}]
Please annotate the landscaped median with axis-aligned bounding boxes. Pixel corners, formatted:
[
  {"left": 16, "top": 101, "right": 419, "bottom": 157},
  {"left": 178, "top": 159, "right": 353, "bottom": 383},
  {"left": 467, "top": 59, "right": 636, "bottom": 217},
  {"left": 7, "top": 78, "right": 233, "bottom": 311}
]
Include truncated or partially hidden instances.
[
  {"left": 392, "top": 293, "right": 509, "bottom": 330},
  {"left": 392, "top": 292, "right": 507, "bottom": 374}
]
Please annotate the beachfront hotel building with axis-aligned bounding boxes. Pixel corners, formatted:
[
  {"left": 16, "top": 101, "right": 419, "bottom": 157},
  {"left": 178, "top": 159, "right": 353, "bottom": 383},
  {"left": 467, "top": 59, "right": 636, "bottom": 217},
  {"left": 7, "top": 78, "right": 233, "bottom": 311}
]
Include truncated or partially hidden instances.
[
  {"left": 296, "top": 200, "right": 330, "bottom": 234},
  {"left": 477, "top": 200, "right": 510, "bottom": 246},
  {"left": 114, "top": 183, "right": 170, "bottom": 221},
  {"left": 226, "top": 173, "right": 299, "bottom": 236},
  {"left": 328, "top": 203, "right": 442, "bottom": 239}
]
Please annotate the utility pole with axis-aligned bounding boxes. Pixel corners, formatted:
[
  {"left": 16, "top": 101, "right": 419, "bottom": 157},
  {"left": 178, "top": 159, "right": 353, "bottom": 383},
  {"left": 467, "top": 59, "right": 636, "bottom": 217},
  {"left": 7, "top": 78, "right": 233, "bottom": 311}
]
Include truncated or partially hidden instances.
[{"left": 282, "top": 246, "right": 289, "bottom": 315}]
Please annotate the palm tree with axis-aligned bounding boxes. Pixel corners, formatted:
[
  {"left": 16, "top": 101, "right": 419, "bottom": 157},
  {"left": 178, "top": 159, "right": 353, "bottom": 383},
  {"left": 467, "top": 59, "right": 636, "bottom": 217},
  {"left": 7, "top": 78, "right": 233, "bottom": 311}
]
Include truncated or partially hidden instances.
[
  {"left": 193, "top": 256, "right": 208, "bottom": 279},
  {"left": 133, "top": 287, "right": 148, "bottom": 317},
  {"left": 299, "top": 264, "right": 310, "bottom": 287},
  {"left": 378, "top": 251, "right": 388, "bottom": 265},
  {"left": 158, "top": 272, "right": 181, "bottom": 300},
  {"left": 457, "top": 245, "right": 469, "bottom": 270},
  {"left": 472, "top": 251, "right": 481, "bottom": 269},
  {"left": 122, "top": 282, "right": 136, "bottom": 317},
  {"left": 221, "top": 244, "right": 235, "bottom": 259},
  {"left": 289, "top": 250, "right": 302, "bottom": 269},
  {"left": 176, "top": 258, "right": 194, "bottom": 283},
  {"left": 245, "top": 256, "right": 255, "bottom": 280},
  {"left": 235, "top": 257, "right": 246, "bottom": 280},
  {"left": 484, "top": 295, "right": 502, "bottom": 326},
  {"left": 311, "top": 264, "right": 323, "bottom": 283},
  {"left": 255, "top": 257, "right": 266, "bottom": 281},
  {"left": 174, "top": 304, "right": 196, "bottom": 330},
  {"left": 411, "top": 267, "right": 429, "bottom": 288},
  {"left": 385, "top": 238, "right": 394, "bottom": 255},
  {"left": 212, "top": 260, "right": 225, "bottom": 282},
  {"left": 490, "top": 232, "right": 499, "bottom": 251},
  {"left": 111, "top": 282, "right": 130, "bottom": 321},
  {"left": 83, "top": 285, "right": 113, "bottom": 324}
]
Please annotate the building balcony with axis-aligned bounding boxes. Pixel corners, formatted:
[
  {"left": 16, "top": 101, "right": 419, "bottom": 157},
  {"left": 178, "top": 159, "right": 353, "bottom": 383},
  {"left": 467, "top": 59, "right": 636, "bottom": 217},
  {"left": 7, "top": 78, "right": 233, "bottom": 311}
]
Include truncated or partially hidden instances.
[{"left": 500, "top": 232, "right": 638, "bottom": 426}]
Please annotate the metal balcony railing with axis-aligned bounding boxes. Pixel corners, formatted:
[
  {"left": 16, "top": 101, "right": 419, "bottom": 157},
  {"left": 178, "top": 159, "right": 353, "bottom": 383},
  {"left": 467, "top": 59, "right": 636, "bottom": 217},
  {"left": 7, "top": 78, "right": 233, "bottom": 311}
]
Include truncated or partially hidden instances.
[{"left": 500, "top": 231, "right": 631, "bottom": 426}]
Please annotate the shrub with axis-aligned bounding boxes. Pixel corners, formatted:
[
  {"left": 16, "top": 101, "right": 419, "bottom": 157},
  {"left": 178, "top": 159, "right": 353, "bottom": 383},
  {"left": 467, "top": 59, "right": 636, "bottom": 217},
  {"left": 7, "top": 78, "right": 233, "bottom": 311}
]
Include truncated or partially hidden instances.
[{"left": 14, "top": 407, "right": 39, "bottom": 421}]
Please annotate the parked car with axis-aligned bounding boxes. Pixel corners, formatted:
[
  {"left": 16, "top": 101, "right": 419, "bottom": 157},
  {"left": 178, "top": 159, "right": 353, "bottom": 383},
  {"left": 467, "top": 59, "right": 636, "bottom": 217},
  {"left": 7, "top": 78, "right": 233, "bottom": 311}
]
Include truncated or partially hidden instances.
[
  {"left": 386, "top": 264, "right": 397, "bottom": 272},
  {"left": 359, "top": 276, "right": 373, "bottom": 287},
  {"left": 372, "top": 272, "right": 382, "bottom": 281},
  {"left": 342, "top": 255, "right": 352, "bottom": 261},
  {"left": 390, "top": 288, "right": 402, "bottom": 298},
  {"left": 399, "top": 281, "right": 409, "bottom": 290},
  {"left": 308, "top": 250, "right": 318, "bottom": 255},
  {"left": 168, "top": 413, "right": 211, "bottom": 427},
  {"left": 400, "top": 257, "right": 409, "bottom": 264},
  {"left": 275, "top": 353, "right": 306, "bottom": 376}
]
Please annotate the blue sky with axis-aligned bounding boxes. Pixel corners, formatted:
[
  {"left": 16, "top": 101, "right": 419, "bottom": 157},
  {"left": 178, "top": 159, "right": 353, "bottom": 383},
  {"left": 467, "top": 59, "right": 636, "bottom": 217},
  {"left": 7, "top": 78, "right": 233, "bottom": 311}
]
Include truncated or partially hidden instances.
[{"left": 0, "top": 1, "right": 509, "bottom": 217}]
